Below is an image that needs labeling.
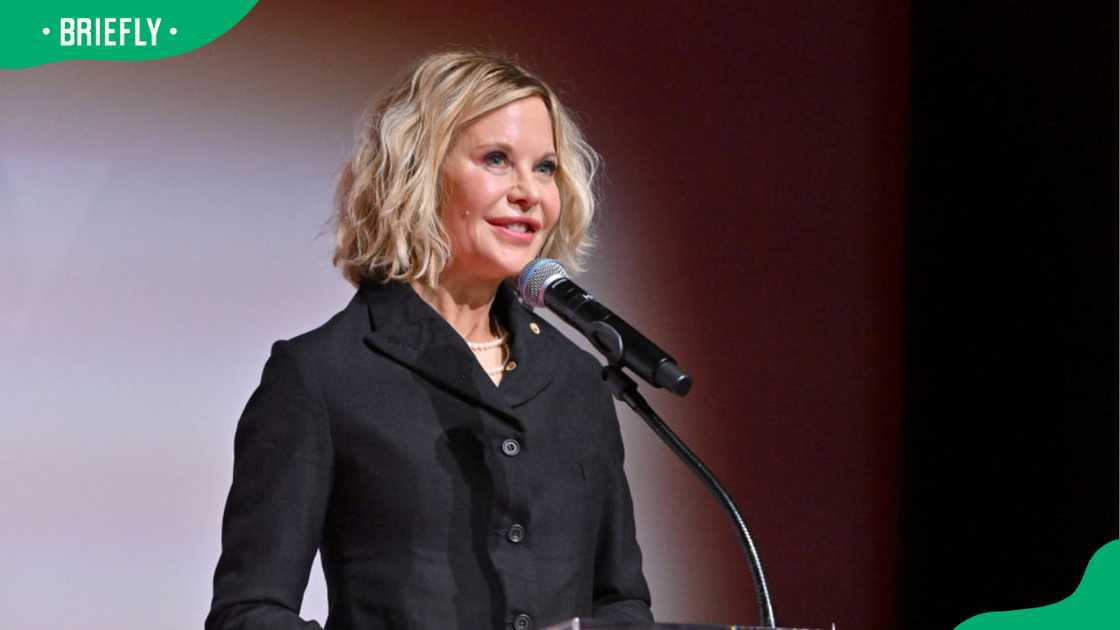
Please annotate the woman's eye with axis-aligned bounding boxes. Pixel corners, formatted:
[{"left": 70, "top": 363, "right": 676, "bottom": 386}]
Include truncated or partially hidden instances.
[
  {"left": 536, "top": 160, "right": 558, "bottom": 176},
  {"left": 483, "top": 151, "right": 507, "bottom": 167}
]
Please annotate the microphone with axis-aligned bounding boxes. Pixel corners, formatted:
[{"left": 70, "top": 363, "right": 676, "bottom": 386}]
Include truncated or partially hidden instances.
[{"left": 516, "top": 259, "right": 692, "bottom": 396}]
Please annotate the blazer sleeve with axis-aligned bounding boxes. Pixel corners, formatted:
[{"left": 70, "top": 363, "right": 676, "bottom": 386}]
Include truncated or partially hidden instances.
[
  {"left": 590, "top": 381, "right": 655, "bottom": 623},
  {"left": 205, "top": 340, "right": 333, "bottom": 630}
]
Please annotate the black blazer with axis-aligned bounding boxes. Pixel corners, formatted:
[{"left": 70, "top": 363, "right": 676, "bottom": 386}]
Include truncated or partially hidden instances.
[{"left": 205, "top": 280, "right": 653, "bottom": 630}]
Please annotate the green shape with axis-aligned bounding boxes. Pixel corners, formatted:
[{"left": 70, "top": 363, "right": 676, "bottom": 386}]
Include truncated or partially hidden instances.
[
  {"left": 956, "top": 540, "right": 1120, "bottom": 630},
  {"left": 1, "top": 1, "right": 257, "bottom": 70}
]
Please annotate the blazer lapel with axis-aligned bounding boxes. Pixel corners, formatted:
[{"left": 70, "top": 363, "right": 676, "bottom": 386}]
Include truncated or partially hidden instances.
[
  {"left": 360, "top": 280, "right": 555, "bottom": 431},
  {"left": 492, "top": 282, "right": 557, "bottom": 409}
]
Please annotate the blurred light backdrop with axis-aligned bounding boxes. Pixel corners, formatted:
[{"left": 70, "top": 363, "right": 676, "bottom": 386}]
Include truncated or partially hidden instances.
[{"left": 0, "top": 2, "right": 908, "bottom": 629}]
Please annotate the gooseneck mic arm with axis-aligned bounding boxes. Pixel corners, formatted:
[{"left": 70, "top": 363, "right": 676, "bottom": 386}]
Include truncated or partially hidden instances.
[
  {"left": 516, "top": 259, "right": 777, "bottom": 628},
  {"left": 601, "top": 365, "right": 777, "bottom": 628}
]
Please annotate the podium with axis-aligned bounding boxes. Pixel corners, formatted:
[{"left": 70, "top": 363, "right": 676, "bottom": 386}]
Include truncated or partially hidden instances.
[{"left": 543, "top": 619, "right": 832, "bottom": 630}]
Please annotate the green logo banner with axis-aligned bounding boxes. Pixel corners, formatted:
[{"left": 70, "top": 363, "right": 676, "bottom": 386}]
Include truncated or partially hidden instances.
[
  {"left": 0, "top": 1, "right": 258, "bottom": 69},
  {"left": 955, "top": 540, "right": 1119, "bottom": 630}
]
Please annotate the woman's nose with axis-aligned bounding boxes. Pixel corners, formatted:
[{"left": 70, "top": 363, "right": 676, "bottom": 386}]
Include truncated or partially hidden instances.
[{"left": 507, "top": 167, "right": 540, "bottom": 211}]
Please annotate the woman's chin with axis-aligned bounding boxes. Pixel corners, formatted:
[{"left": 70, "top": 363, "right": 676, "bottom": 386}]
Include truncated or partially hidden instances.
[
  {"left": 487, "top": 253, "right": 537, "bottom": 279},
  {"left": 447, "top": 248, "right": 540, "bottom": 285}
]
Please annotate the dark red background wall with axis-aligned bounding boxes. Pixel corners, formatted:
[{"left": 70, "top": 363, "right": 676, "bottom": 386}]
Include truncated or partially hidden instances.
[
  {"left": 225, "top": 1, "right": 910, "bottom": 627},
  {"left": 203, "top": 1, "right": 910, "bottom": 627}
]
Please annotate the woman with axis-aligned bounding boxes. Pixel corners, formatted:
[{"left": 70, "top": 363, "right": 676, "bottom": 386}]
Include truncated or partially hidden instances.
[{"left": 205, "top": 51, "right": 653, "bottom": 630}]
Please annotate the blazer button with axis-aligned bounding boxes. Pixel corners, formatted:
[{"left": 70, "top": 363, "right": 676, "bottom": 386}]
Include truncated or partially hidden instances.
[
  {"left": 501, "top": 438, "right": 521, "bottom": 457},
  {"left": 513, "top": 612, "right": 532, "bottom": 630},
  {"left": 507, "top": 523, "right": 525, "bottom": 543}
]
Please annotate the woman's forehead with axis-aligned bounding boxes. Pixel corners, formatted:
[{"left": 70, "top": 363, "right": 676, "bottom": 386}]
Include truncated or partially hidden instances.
[{"left": 457, "top": 97, "right": 556, "bottom": 150}]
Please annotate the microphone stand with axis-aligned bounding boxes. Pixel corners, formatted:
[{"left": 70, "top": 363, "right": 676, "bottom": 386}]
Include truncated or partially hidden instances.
[{"left": 601, "top": 364, "right": 777, "bottom": 628}]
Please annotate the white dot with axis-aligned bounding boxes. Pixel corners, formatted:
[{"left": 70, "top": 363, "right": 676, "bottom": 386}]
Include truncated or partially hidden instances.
[
  {"left": 169, "top": 27, "right": 178, "bottom": 35},
  {"left": 42, "top": 27, "right": 50, "bottom": 35}
]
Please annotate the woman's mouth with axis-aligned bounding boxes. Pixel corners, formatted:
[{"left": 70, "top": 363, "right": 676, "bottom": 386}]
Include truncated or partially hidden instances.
[{"left": 486, "top": 217, "right": 539, "bottom": 243}]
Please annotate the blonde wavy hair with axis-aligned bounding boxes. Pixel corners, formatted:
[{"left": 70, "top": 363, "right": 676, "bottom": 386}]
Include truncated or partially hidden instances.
[{"left": 332, "top": 50, "right": 601, "bottom": 288}]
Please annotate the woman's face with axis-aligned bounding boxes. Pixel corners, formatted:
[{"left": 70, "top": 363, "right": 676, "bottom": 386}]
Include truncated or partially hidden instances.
[{"left": 439, "top": 96, "right": 561, "bottom": 284}]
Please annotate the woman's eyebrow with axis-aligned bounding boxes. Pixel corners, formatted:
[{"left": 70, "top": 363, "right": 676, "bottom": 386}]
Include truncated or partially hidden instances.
[
  {"left": 474, "top": 141, "right": 513, "bottom": 152},
  {"left": 474, "top": 142, "right": 557, "bottom": 160}
]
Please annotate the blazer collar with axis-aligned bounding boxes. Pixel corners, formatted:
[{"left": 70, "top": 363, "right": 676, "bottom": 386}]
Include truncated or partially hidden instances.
[{"left": 359, "top": 279, "right": 556, "bottom": 429}]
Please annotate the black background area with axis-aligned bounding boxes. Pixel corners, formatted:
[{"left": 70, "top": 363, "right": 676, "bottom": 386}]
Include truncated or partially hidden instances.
[{"left": 902, "top": 3, "right": 1118, "bottom": 629}]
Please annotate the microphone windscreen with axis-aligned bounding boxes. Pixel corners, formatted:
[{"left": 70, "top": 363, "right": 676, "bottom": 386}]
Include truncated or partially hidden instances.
[{"left": 517, "top": 258, "right": 568, "bottom": 308}]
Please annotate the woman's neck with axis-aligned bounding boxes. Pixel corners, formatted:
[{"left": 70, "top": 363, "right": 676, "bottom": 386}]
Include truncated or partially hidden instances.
[{"left": 409, "top": 274, "right": 503, "bottom": 343}]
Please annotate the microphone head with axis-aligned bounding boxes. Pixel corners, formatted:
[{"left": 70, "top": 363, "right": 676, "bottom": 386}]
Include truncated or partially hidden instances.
[{"left": 517, "top": 258, "right": 568, "bottom": 308}]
